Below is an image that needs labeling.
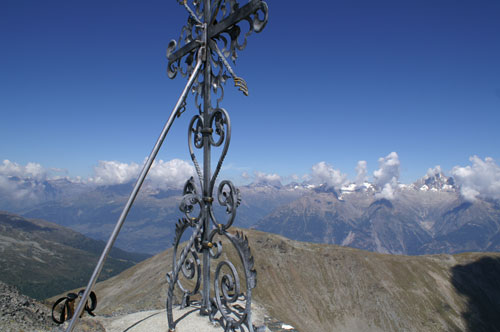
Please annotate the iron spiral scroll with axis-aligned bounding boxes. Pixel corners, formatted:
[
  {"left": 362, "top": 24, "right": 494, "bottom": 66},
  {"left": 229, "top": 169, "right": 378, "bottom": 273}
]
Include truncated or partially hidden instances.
[{"left": 165, "top": 1, "right": 268, "bottom": 331}]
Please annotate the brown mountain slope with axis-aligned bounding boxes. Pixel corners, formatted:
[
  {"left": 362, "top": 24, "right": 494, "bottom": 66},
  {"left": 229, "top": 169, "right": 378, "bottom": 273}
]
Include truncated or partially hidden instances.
[{"left": 67, "top": 229, "right": 500, "bottom": 332}]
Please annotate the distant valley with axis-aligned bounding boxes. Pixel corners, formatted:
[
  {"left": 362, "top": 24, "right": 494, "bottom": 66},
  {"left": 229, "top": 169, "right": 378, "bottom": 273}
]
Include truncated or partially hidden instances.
[{"left": 0, "top": 211, "right": 149, "bottom": 300}]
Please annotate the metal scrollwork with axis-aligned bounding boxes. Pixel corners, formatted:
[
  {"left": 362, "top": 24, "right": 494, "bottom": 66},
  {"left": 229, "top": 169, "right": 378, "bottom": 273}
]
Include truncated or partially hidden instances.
[
  {"left": 210, "top": 108, "right": 231, "bottom": 188},
  {"left": 188, "top": 115, "right": 204, "bottom": 184},
  {"left": 207, "top": 230, "right": 257, "bottom": 332},
  {"left": 167, "top": 0, "right": 269, "bottom": 110},
  {"left": 166, "top": 218, "right": 204, "bottom": 319},
  {"left": 183, "top": 176, "right": 198, "bottom": 196},
  {"left": 210, "top": 109, "right": 226, "bottom": 147},
  {"left": 166, "top": 0, "right": 267, "bottom": 331},
  {"left": 210, "top": 180, "right": 241, "bottom": 230},
  {"left": 179, "top": 179, "right": 202, "bottom": 222}
]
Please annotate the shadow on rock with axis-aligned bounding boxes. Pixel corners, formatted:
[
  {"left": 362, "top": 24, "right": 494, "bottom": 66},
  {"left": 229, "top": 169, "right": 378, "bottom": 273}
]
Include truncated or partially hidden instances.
[{"left": 451, "top": 256, "right": 500, "bottom": 332}]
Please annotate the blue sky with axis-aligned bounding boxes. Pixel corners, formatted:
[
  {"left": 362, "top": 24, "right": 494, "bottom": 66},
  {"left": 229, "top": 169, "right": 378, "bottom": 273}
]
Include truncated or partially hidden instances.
[{"left": 1, "top": 0, "right": 500, "bottom": 185}]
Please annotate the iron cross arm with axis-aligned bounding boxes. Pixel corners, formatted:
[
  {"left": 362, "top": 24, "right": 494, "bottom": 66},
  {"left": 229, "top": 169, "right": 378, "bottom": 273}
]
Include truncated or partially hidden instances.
[{"left": 167, "top": 0, "right": 267, "bottom": 64}]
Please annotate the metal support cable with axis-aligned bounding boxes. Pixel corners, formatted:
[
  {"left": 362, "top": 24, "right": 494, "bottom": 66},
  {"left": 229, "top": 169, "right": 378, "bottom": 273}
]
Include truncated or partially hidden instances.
[
  {"left": 65, "top": 57, "right": 203, "bottom": 332},
  {"left": 183, "top": 2, "right": 202, "bottom": 25}
]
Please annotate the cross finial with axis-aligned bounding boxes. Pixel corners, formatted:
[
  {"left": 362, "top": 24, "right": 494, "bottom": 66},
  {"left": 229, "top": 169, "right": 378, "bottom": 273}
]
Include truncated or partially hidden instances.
[{"left": 167, "top": 0, "right": 268, "bottom": 105}]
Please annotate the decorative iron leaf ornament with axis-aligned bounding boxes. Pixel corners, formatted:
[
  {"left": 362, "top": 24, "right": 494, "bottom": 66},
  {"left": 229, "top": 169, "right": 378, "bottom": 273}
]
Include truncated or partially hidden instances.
[{"left": 165, "top": 0, "right": 268, "bottom": 331}]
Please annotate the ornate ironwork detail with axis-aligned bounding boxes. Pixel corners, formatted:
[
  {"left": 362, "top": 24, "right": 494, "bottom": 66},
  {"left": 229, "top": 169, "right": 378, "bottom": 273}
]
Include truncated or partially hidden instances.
[
  {"left": 208, "top": 231, "right": 257, "bottom": 330},
  {"left": 167, "top": 0, "right": 268, "bottom": 110},
  {"left": 165, "top": 0, "right": 267, "bottom": 331}
]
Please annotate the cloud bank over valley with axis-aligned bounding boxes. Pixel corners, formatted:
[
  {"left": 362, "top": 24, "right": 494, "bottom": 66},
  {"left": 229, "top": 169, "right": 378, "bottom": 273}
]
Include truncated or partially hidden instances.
[{"left": 1, "top": 153, "right": 500, "bottom": 203}]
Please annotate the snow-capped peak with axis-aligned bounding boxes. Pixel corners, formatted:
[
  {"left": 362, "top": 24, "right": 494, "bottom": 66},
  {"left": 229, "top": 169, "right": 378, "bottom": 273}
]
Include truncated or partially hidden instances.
[{"left": 413, "top": 167, "right": 456, "bottom": 192}]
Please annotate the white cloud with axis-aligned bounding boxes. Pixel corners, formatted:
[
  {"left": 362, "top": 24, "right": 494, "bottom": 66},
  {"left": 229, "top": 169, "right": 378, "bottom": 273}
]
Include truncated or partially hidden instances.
[
  {"left": 451, "top": 156, "right": 500, "bottom": 201},
  {"left": 89, "top": 159, "right": 195, "bottom": 189},
  {"left": 148, "top": 159, "right": 195, "bottom": 190},
  {"left": 0, "top": 158, "right": 196, "bottom": 205},
  {"left": 377, "top": 183, "right": 395, "bottom": 200},
  {"left": 0, "top": 174, "right": 33, "bottom": 200},
  {"left": 310, "top": 161, "right": 348, "bottom": 189},
  {"left": 426, "top": 165, "right": 442, "bottom": 178},
  {"left": 355, "top": 160, "right": 368, "bottom": 185},
  {"left": 373, "top": 152, "right": 400, "bottom": 200},
  {"left": 373, "top": 152, "right": 400, "bottom": 186},
  {"left": 0, "top": 160, "right": 47, "bottom": 181},
  {"left": 89, "top": 160, "right": 141, "bottom": 185},
  {"left": 254, "top": 171, "right": 282, "bottom": 187},
  {"left": 0, "top": 160, "right": 56, "bottom": 202},
  {"left": 0, "top": 158, "right": 197, "bottom": 204}
]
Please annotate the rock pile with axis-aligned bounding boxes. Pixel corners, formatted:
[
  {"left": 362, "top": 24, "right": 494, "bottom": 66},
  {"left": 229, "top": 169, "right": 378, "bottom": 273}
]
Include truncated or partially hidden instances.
[
  {"left": 0, "top": 280, "right": 56, "bottom": 332},
  {"left": 0, "top": 281, "right": 105, "bottom": 332}
]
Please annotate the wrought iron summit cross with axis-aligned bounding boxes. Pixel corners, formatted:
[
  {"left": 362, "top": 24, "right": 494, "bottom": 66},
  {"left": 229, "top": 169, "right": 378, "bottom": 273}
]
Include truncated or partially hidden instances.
[
  {"left": 165, "top": 1, "right": 268, "bottom": 332},
  {"left": 65, "top": 1, "right": 267, "bottom": 331}
]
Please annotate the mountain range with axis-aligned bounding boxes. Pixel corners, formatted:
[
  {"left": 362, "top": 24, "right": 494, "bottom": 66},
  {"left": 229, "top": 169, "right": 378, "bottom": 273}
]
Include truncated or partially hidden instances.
[
  {"left": 1, "top": 169, "right": 499, "bottom": 256},
  {"left": 255, "top": 173, "right": 500, "bottom": 255}
]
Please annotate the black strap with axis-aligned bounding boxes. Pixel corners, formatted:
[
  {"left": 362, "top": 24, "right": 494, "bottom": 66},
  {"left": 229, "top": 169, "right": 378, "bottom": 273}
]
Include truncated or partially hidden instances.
[
  {"left": 51, "top": 296, "right": 72, "bottom": 324},
  {"left": 80, "top": 289, "right": 97, "bottom": 316},
  {"left": 51, "top": 290, "right": 97, "bottom": 324}
]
